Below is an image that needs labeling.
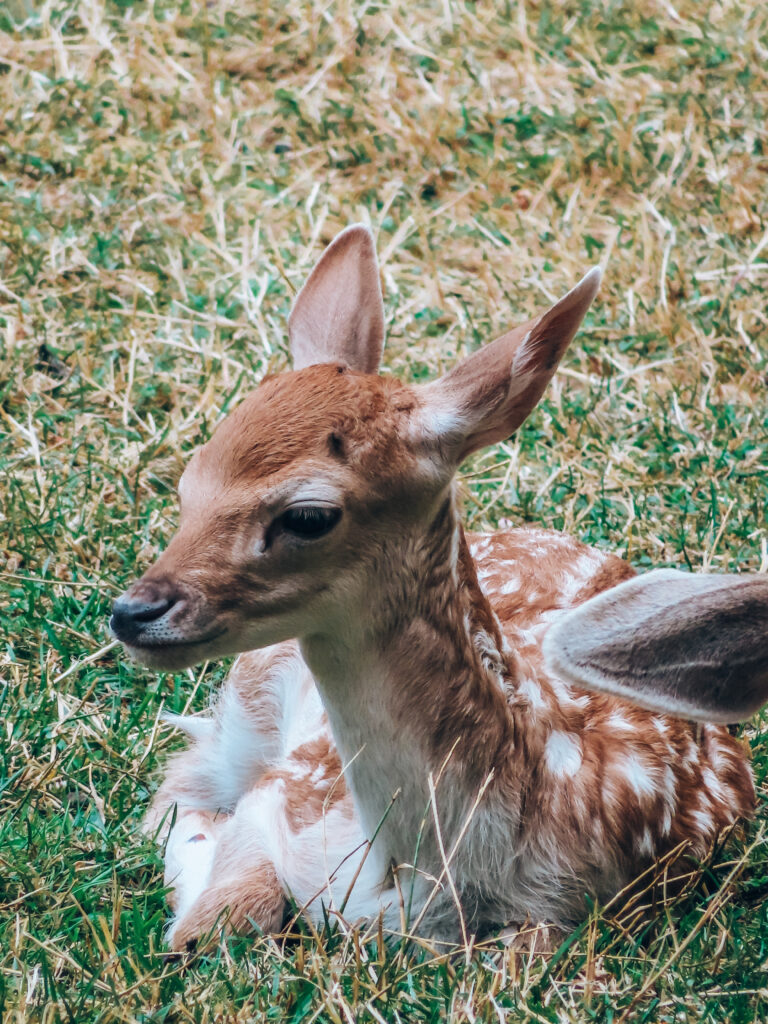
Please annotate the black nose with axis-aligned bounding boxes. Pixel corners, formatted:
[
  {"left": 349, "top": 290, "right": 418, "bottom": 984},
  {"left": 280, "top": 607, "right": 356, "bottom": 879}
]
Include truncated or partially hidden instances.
[{"left": 110, "top": 592, "right": 175, "bottom": 644}]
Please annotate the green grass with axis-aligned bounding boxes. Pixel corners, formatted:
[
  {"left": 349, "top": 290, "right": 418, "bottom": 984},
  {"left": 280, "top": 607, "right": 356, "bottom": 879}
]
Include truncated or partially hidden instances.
[{"left": 1, "top": 0, "right": 767, "bottom": 1020}]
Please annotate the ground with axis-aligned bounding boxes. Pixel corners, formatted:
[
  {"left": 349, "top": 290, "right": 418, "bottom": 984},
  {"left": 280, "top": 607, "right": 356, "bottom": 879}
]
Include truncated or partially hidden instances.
[{"left": 1, "top": 1, "right": 767, "bottom": 1021}]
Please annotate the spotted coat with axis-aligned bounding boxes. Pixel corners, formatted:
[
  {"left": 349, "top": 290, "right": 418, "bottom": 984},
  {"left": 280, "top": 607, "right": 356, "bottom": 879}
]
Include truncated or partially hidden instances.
[{"left": 148, "top": 526, "right": 754, "bottom": 948}]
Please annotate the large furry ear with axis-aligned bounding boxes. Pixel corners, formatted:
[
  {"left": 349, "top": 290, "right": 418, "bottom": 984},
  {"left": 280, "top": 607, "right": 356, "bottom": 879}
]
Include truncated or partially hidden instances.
[
  {"left": 417, "top": 268, "right": 601, "bottom": 462},
  {"left": 543, "top": 569, "right": 768, "bottom": 723},
  {"left": 288, "top": 225, "right": 385, "bottom": 374}
]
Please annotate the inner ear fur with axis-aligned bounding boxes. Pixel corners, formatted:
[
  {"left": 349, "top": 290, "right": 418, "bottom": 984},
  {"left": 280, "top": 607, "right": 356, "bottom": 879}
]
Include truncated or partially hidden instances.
[
  {"left": 543, "top": 569, "right": 768, "bottom": 723},
  {"left": 417, "top": 268, "right": 602, "bottom": 462},
  {"left": 288, "top": 225, "right": 385, "bottom": 374}
]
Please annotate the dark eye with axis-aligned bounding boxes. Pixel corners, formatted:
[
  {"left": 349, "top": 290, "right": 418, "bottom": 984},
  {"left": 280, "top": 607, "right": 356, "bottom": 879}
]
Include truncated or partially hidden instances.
[{"left": 280, "top": 505, "right": 341, "bottom": 539}]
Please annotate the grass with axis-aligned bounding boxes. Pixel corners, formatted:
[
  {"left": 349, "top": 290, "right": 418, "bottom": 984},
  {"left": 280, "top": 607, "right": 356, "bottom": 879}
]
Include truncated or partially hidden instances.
[{"left": 1, "top": 0, "right": 767, "bottom": 1020}]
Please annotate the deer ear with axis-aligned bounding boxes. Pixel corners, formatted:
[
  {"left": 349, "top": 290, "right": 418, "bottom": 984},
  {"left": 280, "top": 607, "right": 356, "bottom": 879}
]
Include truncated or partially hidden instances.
[
  {"left": 288, "top": 225, "right": 385, "bottom": 374},
  {"left": 543, "top": 569, "right": 768, "bottom": 723},
  {"left": 417, "top": 268, "right": 601, "bottom": 462}
]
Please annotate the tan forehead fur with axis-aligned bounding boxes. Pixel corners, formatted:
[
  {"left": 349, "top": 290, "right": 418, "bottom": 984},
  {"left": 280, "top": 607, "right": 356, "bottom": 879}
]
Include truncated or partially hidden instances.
[{"left": 188, "top": 363, "right": 417, "bottom": 490}]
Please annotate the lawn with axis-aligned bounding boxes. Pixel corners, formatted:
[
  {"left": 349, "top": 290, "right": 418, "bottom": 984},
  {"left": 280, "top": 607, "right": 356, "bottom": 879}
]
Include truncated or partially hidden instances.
[{"left": 1, "top": 1, "right": 767, "bottom": 1020}]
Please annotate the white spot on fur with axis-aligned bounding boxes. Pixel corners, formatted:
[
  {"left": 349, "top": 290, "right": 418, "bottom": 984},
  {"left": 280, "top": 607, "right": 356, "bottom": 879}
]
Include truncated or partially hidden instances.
[
  {"left": 691, "top": 808, "right": 714, "bottom": 835},
  {"left": 549, "top": 675, "right": 591, "bottom": 709},
  {"left": 637, "top": 827, "right": 654, "bottom": 857},
  {"left": 544, "top": 732, "right": 582, "bottom": 778},
  {"left": 518, "top": 677, "right": 547, "bottom": 711},
  {"left": 705, "top": 732, "right": 726, "bottom": 772},
  {"left": 618, "top": 754, "right": 656, "bottom": 798},
  {"left": 606, "top": 712, "right": 636, "bottom": 733},
  {"left": 662, "top": 765, "right": 677, "bottom": 807},
  {"left": 469, "top": 535, "right": 493, "bottom": 557},
  {"left": 682, "top": 736, "right": 700, "bottom": 768},
  {"left": 559, "top": 553, "right": 603, "bottom": 602},
  {"left": 500, "top": 577, "right": 521, "bottom": 595}
]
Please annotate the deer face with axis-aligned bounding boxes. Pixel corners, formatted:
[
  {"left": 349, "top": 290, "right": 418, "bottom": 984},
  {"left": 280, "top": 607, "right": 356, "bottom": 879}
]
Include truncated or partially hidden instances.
[
  {"left": 110, "top": 364, "right": 452, "bottom": 670},
  {"left": 111, "top": 225, "right": 602, "bottom": 670}
]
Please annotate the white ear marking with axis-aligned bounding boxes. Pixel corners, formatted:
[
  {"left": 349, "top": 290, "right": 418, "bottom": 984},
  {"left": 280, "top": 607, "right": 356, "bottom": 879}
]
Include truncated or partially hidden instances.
[
  {"left": 510, "top": 329, "right": 533, "bottom": 377},
  {"left": 416, "top": 266, "right": 602, "bottom": 463}
]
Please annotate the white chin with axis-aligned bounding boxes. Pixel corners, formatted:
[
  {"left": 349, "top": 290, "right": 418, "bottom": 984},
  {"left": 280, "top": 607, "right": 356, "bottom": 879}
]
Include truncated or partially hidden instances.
[
  {"left": 120, "top": 623, "right": 288, "bottom": 671},
  {"left": 123, "top": 636, "right": 226, "bottom": 671}
]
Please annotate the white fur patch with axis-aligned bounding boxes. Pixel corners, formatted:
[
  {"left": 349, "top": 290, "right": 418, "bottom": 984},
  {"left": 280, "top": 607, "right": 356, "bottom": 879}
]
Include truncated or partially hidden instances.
[
  {"left": 618, "top": 754, "right": 656, "bottom": 798},
  {"left": 544, "top": 731, "right": 582, "bottom": 778},
  {"left": 637, "top": 827, "right": 654, "bottom": 857},
  {"left": 691, "top": 808, "right": 714, "bottom": 834},
  {"left": 518, "top": 677, "right": 547, "bottom": 711},
  {"left": 662, "top": 764, "right": 677, "bottom": 807},
  {"left": 605, "top": 712, "right": 636, "bottom": 733},
  {"left": 165, "top": 813, "right": 219, "bottom": 919},
  {"left": 500, "top": 578, "right": 521, "bottom": 596},
  {"left": 549, "top": 675, "right": 591, "bottom": 709},
  {"left": 558, "top": 552, "right": 603, "bottom": 602}
]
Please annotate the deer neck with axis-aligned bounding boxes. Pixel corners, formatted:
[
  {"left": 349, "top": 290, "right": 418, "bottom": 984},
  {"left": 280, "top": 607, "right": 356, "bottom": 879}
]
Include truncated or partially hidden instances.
[{"left": 299, "top": 489, "right": 516, "bottom": 870}]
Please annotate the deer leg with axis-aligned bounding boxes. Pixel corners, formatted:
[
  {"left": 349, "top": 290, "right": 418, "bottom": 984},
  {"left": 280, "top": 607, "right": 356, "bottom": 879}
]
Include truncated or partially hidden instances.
[
  {"left": 163, "top": 809, "right": 227, "bottom": 918},
  {"left": 168, "top": 814, "right": 286, "bottom": 950}
]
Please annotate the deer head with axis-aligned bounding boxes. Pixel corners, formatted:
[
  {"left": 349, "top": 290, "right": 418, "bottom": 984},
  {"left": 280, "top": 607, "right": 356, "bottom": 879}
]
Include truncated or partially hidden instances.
[{"left": 110, "top": 226, "right": 601, "bottom": 672}]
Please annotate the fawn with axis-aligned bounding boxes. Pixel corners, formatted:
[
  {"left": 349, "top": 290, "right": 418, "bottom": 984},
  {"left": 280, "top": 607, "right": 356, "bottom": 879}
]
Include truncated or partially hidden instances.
[{"left": 111, "top": 226, "right": 764, "bottom": 949}]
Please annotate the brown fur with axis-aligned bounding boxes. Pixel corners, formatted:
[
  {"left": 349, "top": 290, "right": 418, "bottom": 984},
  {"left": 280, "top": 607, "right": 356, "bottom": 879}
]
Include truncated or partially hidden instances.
[
  {"left": 263, "top": 735, "right": 349, "bottom": 833},
  {"left": 574, "top": 555, "right": 637, "bottom": 602}
]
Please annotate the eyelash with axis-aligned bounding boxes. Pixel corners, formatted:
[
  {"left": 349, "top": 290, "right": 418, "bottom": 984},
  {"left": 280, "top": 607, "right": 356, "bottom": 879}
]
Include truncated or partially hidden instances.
[{"left": 279, "top": 505, "right": 342, "bottom": 539}]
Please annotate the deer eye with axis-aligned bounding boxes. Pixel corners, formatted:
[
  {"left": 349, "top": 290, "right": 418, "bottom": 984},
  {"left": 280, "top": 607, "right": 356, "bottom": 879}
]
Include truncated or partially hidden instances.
[{"left": 280, "top": 505, "right": 342, "bottom": 539}]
